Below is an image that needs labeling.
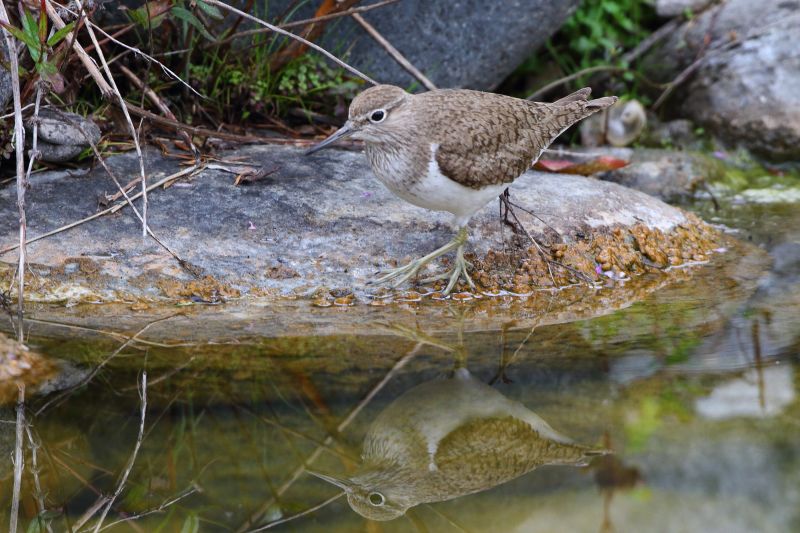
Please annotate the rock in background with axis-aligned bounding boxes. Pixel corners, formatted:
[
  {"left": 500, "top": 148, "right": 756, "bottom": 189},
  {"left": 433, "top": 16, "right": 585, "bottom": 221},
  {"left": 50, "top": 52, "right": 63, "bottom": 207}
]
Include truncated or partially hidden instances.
[{"left": 643, "top": 0, "right": 800, "bottom": 160}]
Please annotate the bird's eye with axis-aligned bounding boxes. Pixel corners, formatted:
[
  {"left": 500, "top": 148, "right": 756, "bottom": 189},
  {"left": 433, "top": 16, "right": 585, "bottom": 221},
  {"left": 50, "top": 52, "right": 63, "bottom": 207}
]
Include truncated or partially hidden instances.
[
  {"left": 369, "top": 109, "right": 386, "bottom": 123},
  {"left": 367, "top": 492, "right": 385, "bottom": 506}
]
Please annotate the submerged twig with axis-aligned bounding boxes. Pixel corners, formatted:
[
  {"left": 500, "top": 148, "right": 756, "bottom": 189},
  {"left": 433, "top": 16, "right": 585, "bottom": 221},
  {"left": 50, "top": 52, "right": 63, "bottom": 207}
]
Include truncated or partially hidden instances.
[
  {"left": 90, "top": 371, "right": 148, "bottom": 533},
  {"left": 237, "top": 342, "right": 425, "bottom": 532},
  {"left": 25, "top": 425, "right": 55, "bottom": 533},
  {"left": 248, "top": 492, "right": 344, "bottom": 532},
  {"left": 92, "top": 485, "right": 199, "bottom": 533},
  {"left": 10, "top": 385, "right": 25, "bottom": 533}
]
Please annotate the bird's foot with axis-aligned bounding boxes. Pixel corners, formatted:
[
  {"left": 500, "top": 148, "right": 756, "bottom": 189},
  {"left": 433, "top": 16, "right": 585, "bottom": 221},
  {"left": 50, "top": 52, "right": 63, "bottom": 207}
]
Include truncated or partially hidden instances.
[
  {"left": 418, "top": 245, "right": 475, "bottom": 295},
  {"left": 368, "top": 227, "right": 471, "bottom": 294}
]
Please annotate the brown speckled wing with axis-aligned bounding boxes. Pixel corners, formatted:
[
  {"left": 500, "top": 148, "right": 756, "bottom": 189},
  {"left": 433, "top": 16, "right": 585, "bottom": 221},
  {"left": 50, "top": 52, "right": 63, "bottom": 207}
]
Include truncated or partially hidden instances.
[{"left": 426, "top": 90, "right": 613, "bottom": 190}]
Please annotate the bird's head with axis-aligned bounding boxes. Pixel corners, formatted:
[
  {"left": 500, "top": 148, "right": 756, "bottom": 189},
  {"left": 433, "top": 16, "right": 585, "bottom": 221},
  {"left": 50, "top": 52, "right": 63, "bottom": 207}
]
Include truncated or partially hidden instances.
[
  {"left": 304, "top": 85, "right": 411, "bottom": 154},
  {"left": 307, "top": 467, "right": 414, "bottom": 521}
]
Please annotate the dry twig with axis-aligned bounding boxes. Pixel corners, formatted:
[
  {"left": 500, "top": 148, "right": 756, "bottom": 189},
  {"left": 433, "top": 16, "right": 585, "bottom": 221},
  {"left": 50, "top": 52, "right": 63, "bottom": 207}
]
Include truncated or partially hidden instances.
[
  {"left": 352, "top": 12, "right": 436, "bottom": 90},
  {"left": 0, "top": 1, "right": 27, "bottom": 327},
  {"left": 10, "top": 385, "right": 25, "bottom": 533},
  {"left": 89, "top": 371, "right": 148, "bottom": 533},
  {"left": 200, "top": 0, "right": 377, "bottom": 85}
]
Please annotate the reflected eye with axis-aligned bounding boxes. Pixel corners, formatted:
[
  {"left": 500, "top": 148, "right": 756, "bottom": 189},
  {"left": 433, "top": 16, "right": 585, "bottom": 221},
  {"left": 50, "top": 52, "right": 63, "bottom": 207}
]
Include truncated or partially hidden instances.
[
  {"left": 368, "top": 492, "right": 385, "bottom": 506},
  {"left": 369, "top": 109, "right": 386, "bottom": 123}
]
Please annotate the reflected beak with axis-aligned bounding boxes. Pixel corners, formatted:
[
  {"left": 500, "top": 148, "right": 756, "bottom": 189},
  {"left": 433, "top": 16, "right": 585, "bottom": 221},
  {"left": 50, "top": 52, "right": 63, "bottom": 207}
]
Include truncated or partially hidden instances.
[
  {"left": 304, "top": 122, "right": 355, "bottom": 155},
  {"left": 307, "top": 469, "right": 351, "bottom": 491}
]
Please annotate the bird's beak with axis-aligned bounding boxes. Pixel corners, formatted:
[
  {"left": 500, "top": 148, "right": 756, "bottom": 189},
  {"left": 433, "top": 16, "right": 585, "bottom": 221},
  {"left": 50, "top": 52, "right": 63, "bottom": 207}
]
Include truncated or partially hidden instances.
[
  {"left": 307, "top": 469, "right": 351, "bottom": 491},
  {"left": 304, "top": 121, "right": 355, "bottom": 155}
]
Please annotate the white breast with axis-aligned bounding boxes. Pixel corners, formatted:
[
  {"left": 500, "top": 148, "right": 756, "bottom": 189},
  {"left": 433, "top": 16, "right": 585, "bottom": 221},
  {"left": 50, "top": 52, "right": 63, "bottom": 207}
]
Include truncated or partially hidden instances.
[{"left": 370, "top": 143, "right": 507, "bottom": 228}]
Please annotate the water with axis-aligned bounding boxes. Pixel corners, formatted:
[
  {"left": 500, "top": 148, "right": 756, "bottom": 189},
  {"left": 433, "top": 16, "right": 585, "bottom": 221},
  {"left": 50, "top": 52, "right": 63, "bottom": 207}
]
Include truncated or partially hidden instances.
[{"left": 1, "top": 177, "right": 799, "bottom": 532}]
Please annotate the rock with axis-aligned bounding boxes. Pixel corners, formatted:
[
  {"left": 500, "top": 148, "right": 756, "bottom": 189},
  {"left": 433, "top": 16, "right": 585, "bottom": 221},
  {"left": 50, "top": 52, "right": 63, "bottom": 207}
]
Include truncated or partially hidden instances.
[
  {"left": 0, "top": 331, "right": 58, "bottom": 404},
  {"left": 580, "top": 99, "right": 647, "bottom": 147},
  {"left": 643, "top": 0, "right": 800, "bottom": 160},
  {"left": 655, "top": 0, "right": 714, "bottom": 17},
  {"left": 28, "top": 108, "right": 101, "bottom": 163},
  {"left": 0, "top": 145, "right": 721, "bottom": 303},
  {"left": 641, "top": 117, "right": 702, "bottom": 150},
  {"left": 594, "top": 148, "right": 725, "bottom": 201},
  {"left": 251, "top": 0, "right": 582, "bottom": 91}
]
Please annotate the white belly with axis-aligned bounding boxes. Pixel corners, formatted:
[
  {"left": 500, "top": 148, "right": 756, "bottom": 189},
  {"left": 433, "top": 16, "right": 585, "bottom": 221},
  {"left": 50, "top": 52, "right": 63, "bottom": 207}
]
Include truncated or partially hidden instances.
[{"left": 371, "top": 143, "right": 507, "bottom": 228}]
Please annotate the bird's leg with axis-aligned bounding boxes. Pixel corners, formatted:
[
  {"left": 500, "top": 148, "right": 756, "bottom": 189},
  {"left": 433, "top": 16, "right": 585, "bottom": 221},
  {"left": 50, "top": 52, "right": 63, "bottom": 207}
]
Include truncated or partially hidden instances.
[{"left": 369, "top": 227, "right": 468, "bottom": 288}]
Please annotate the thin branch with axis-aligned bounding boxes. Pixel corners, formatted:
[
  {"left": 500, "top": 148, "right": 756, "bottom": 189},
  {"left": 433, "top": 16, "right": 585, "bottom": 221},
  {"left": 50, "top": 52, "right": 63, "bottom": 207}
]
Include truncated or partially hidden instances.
[
  {"left": 50, "top": 3, "right": 205, "bottom": 99},
  {"left": 90, "top": 371, "right": 148, "bottom": 533},
  {"left": 25, "top": 425, "right": 55, "bottom": 533},
  {"left": 74, "top": 0, "right": 149, "bottom": 238},
  {"left": 200, "top": 0, "right": 378, "bottom": 85},
  {"left": 118, "top": 65, "right": 198, "bottom": 157},
  {"left": 352, "top": 12, "right": 436, "bottom": 90},
  {"left": 213, "top": 0, "right": 402, "bottom": 47},
  {"left": 91, "top": 486, "right": 199, "bottom": 533},
  {"left": 10, "top": 384, "right": 25, "bottom": 533},
  {"left": 0, "top": 1, "right": 27, "bottom": 330},
  {"left": 43, "top": 1, "right": 112, "bottom": 96},
  {"left": 248, "top": 492, "right": 344, "bottom": 532},
  {"left": 0, "top": 165, "right": 202, "bottom": 256}
]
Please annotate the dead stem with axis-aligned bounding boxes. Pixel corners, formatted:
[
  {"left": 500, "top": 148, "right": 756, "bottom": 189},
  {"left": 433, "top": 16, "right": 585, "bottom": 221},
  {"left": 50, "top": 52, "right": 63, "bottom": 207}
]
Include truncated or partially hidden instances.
[
  {"left": 25, "top": 424, "right": 55, "bottom": 533},
  {"left": 73, "top": 0, "right": 150, "bottom": 238},
  {"left": 201, "top": 0, "right": 378, "bottom": 85},
  {"left": 89, "top": 371, "right": 148, "bottom": 533},
  {"left": 90, "top": 485, "right": 199, "bottom": 533},
  {"left": 352, "top": 12, "right": 437, "bottom": 90},
  {"left": 35, "top": 315, "right": 176, "bottom": 416},
  {"left": 214, "top": 0, "right": 402, "bottom": 47},
  {"left": 0, "top": 165, "right": 202, "bottom": 256},
  {"left": 0, "top": 1, "right": 27, "bottom": 332},
  {"left": 10, "top": 384, "right": 25, "bottom": 533}
]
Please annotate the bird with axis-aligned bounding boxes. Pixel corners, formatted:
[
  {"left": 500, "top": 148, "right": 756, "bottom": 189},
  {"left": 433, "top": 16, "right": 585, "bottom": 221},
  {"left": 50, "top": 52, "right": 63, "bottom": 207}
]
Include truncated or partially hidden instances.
[
  {"left": 305, "top": 85, "right": 617, "bottom": 295},
  {"left": 308, "top": 367, "right": 608, "bottom": 521}
]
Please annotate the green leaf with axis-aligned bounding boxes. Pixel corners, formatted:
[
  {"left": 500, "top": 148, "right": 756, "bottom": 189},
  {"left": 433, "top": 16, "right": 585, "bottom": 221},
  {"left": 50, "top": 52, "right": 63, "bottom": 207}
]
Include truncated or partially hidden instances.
[
  {"left": 171, "top": 6, "right": 215, "bottom": 41},
  {"left": 47, "top": 21, "right": 76, "bottom": 46},
  {"left": 180, "top": 513, "right": 200, "bottom": 533},
  {"left": 0, "top": 21, "right": 40, "bottom": 53},
  {"left": 196, "top": 0, "right": 224, "bottom": 20}
]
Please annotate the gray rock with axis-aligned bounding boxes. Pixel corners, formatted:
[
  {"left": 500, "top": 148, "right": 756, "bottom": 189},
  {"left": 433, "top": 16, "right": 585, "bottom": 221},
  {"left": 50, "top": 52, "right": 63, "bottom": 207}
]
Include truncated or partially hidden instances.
[
  {"left": 28, "top": 109, "right": 101, "bottom": 163},
  {"left": 642, "top": 117, "right": 703, "bottom": 150},
  {"left": 643, "top": 0, "right": 800, "bottom": 160},
  {"left": 326, "top": 0, "right": 581, "bottom": 90},
  {"left": 596, "top": 148, "right": 725, "bottom": 201},
  {"left": 656, "top": 0, "right": 714, "bottom": 17},
  {"left": 0, "top": 145, "right": 712, "bottom": 300}
]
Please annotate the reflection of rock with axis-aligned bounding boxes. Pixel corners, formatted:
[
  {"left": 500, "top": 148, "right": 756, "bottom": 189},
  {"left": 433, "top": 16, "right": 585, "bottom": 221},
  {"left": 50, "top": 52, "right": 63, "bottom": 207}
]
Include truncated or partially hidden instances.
[
  {"left": 696, "top": 366, "right": 795, "bottom": 419},
  {"left": 0, "top": 145, "right": 720, "bottom": 301},
  {"left": 0, "top": 332, "right": 58, "bottom": 404},
  {"left": 643, "top": 0, "right": 800, "bottom": 160},
  {"left": 29, "top": 109, "right": 101, "bottom": 163},
  {"left": 311, "top": 368, "right": 605, "bottom": 520}
]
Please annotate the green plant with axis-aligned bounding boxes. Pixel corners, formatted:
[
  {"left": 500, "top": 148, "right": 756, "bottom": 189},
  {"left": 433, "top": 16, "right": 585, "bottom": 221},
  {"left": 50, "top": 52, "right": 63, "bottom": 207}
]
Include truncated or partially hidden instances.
[{"left": 0, "top": 0, "right": 75, "bottom": 78}]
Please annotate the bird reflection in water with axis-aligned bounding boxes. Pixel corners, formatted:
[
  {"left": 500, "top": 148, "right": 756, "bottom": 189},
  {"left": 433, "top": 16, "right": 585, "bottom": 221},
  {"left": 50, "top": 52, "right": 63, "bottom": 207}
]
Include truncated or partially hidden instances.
[{"left": 309, "top": 354, "right": 608, "bottom": 521}]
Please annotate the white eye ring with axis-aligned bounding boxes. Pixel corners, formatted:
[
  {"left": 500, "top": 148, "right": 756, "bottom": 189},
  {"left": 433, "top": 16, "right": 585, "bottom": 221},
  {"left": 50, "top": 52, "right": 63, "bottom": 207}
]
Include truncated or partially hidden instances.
[
  {"left": 369, "top": 109, "right": 387, "bottom": 123},
  {"left": 367, "top": 491, "right": 386, "bottom": 506}
]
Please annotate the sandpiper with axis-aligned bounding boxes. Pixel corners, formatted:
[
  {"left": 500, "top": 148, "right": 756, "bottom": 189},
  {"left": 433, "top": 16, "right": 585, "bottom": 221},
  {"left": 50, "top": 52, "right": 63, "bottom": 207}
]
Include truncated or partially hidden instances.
[
  {"left": 306, "top": 85, "right": 617, "bottom": 294},
  {"left": 309, "top": 367, "right": 606, "bottom": 521}
]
